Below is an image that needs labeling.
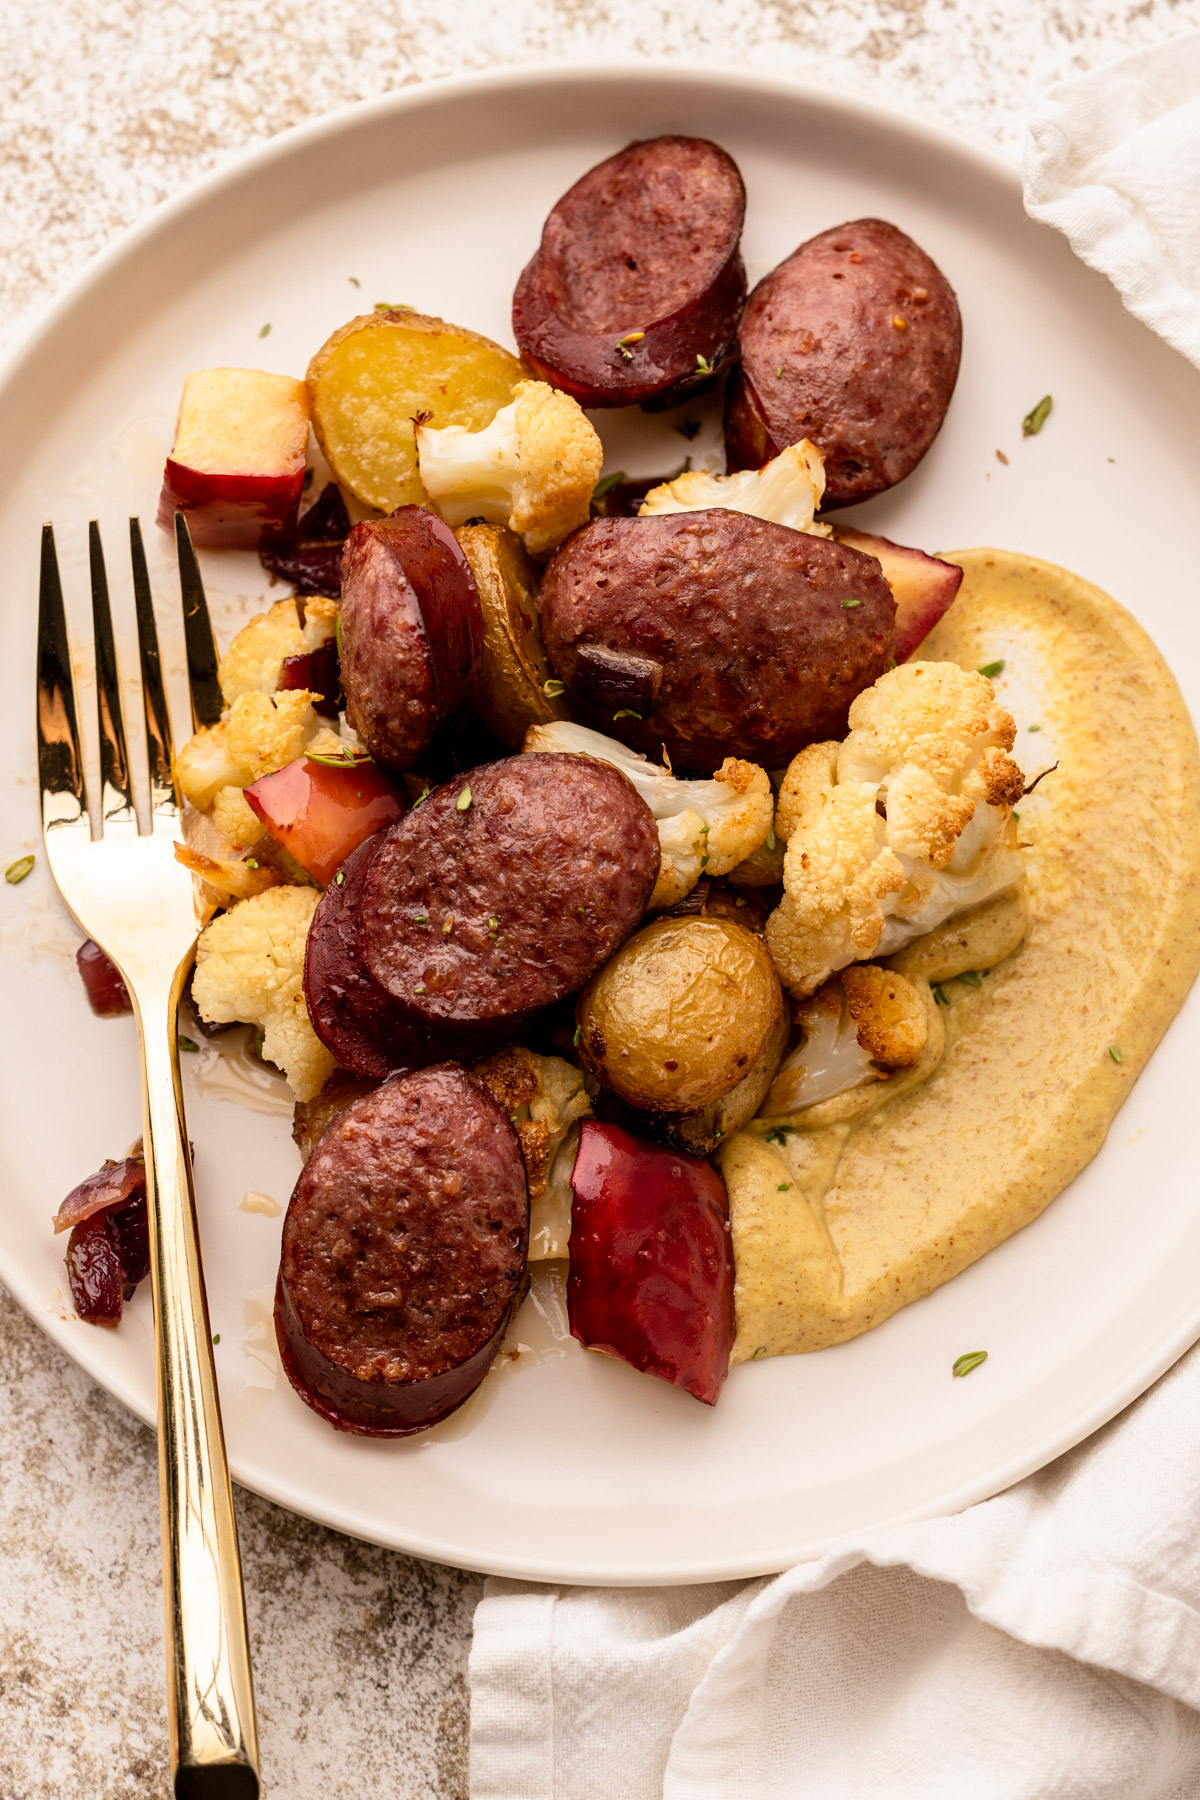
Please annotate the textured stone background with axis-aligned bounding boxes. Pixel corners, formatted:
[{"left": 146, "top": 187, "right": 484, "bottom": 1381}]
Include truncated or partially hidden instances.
[{"left": 3, "top": 2, "right": 1200, "bottom": 1796}]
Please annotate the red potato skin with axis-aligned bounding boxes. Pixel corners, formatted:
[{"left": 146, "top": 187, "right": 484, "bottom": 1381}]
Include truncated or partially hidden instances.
[
  {"left": 339, "top": 507, "right": 484, "bottom": 771},
  {"left": 275, "top": 1066, "right": 528, "bottom": 1436},
  {"left": 725, "top": 218, "right": 962, "bottom": 505},
  {"left": 567, "top": 1121, "right": 735, "bottom": 1405},
  {"left": 539, "top": 511, "right": 895, "bottom": 772},
  {"left": 832, "top": 527, "right": 964, "bottom": 660},
  {"left": 156, "top": 459, "right": 305, "bottom": 549},
  {"left": 513, "top": 136, "right": 747, "bottom": 409},
  {"left": 243, "top": 755, "right": 406, "bottom": 887}
]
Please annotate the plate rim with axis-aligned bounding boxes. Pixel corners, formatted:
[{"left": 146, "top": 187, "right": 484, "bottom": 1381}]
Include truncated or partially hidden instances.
[{"left": 4, "top": 59, "right": 1197, "bottom": 1585}]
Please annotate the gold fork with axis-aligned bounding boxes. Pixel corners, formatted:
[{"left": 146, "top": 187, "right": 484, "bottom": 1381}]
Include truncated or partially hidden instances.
[{"left": 38, "top": 514, "right": 260, "bottom": 1798}]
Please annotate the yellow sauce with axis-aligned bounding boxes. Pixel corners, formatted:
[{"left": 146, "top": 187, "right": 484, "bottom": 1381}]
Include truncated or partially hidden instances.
[{"left": 721, "top": 549, "right": 1200, "bottom": 1359}]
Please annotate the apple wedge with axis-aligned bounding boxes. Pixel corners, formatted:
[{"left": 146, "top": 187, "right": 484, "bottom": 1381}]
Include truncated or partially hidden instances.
[
  {"left": 833, "top": 527, "right": 963, "bottom": 661},
  {"left": 157, "top": 368, "right": 311, "bottom": 549},
  {"left": 243, "top": 752, "right": 406, "bottom": 887},
  {"left": 567, "top": 1120, "right": 735, "bottom": 1405}
]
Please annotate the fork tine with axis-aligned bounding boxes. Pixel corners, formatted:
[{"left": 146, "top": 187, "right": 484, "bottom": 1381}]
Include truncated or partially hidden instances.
[
  {"left": 129, "top": 519, "right": 177, "bottom": 818},
  {"left": 36, "top": 523, "right": 86, "bottom": 832},
  {"left": 89, "top": 521, "right": 135, "bottom": 827},
  {"left": 173, "top": 512, "right": 223, "bottom": 730}
]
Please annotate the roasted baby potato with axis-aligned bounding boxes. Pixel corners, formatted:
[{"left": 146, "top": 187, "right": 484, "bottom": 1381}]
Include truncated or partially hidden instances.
[
  {"left": 576, "top": 915, "right": 784, "bottom": 1114},
  {"left": 456, "top": 523, "right": 567, "bottom": 748},
  {"left": 656, "top": 1004, "right": 788, "bottom": 1156},
  {"left": 307, "top": 310, "right": 524, "bottom": 514}
]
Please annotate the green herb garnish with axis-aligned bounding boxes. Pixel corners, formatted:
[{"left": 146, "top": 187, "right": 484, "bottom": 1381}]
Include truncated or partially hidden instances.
[
  {"left": 543, "top": 678, "right": 566, "bottom": 697},
  {"left": 375, "top": 301, "right": 413, "bottom": 312},
  {"left": 592, "top": 470, "right": 626, "bottom": 504},
  {"left": 764, "top": 1127, "right": 790, "bottom": 1145},
  {"left": 612, "top": 708, "right": 642, "bottom": 721},
  {"left": 933, "top": 985, "right": 950, "bottom": 1006},
  {"left": 258, "top": 323, "right": 271, "bottom": 338},
  {"left": 695, "top": 353, "right": 715, "bottom": 376},
  {"left": 765, "top": 825, "right": 777, "bottom": 852},
  {"left": 244, "top": 859, "right": 258, "bottom": 870},
  {"left": 1027, "top": 723, "right": 1041, "bottom": 732},
  {"left": 305, "top": 747, "right": 370, "bottom": 769},
  {"left": 212, "top": 1333, "right": 221, "bottom": 1345},
  {"left": 5, "top": 855, "right": 34, "bottom": 884},
  {"left": 843, "top": 597, "right": 862, "bottom": 609},
  {"left": 979, "top": 660, "right": 1005, "bottom": 679},
  {"left": 776, "top": 1183, "right": 791, "bottom": 1192},
  {"left": 752, "top": 1346, "right": 767, "bottom": 1360},
  {"left": 1108, "top": 1045, "right": 1123, "bottom": 1064},
  {"left": 412, "top": 785, "right": 431, "bottom": 808},
  {"left": 348, "top": 276, "right": 360, "bottom": 286},
  {"left": 957, "top": 970, "right": 983, "bottom": 989},
  {"left": 177, "top": 1036, "right": 199, "bottom": 1053},
  {"left": 573, "top": 1023, "right": 583, "bottom": 1046},
  {"left": 953, "top": 1350, "right": 988, "bottom": 1378},
  {"left": 456, "top": 785, "right": 472, "bottom": 812},
  {"left": 1022, "top": 394, "right": 1053, "bottom": 436},
  {"left": 614, "top": 330, "right": 644, "bottom": 360},
  {"left": 414, "top": 913, "right": 428, "bottom": 923},
  {"left": 413, "top": 983, "right": 426, "bottom": 995}
]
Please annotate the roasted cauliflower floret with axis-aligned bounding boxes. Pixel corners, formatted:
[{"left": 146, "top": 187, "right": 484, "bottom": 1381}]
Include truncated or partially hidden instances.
[
  {"left": 176, "top": 690, "right": 342, "bottom": 814},
  {"left": 638, "top": 439, "right": 831, "bottom": 537},
  {"left": 766, "top": 661, "right": 1025, "bottom": 997},
  {"left": 523, "top": 720, "right": 773, "bottom": 908},
  {"left": 191, "top": 886, "right": 333, "bottom": 1102},
  {"left": 762, "top": 966, "right": 927, "bottom": 1116},
  {"left": 473, "top": 1045, "right": 592, "bottom": 1197},
  {"left": 218, "top": 596, "right": 339, "bottom": 705},
  {"left": 416, "top": 380, "right": 603, "bottom": 556}
]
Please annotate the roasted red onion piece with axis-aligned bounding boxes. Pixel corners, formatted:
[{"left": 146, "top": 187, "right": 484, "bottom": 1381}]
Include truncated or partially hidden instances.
[
  {"left": 259, "top": 481, "right": 351, "bottom": 597},
  {"left": 57, "top": 1154, "right": 150, "bottom": 1326},
  {"left": 278, "top": 641, "right": 342, "bottom": 719},
  {"left": 76, "top": 939, "right": 132, "bottom": 1016}
]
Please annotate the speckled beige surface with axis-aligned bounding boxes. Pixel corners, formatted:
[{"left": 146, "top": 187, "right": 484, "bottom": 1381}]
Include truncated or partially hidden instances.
[{"left": 4, "top": 2, "right": 1200, "bottom": 1795}]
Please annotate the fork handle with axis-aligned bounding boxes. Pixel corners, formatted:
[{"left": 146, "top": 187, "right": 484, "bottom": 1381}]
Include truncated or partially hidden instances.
[{"left": 134, "top": 962, "right": 260, "bottom": 1799}]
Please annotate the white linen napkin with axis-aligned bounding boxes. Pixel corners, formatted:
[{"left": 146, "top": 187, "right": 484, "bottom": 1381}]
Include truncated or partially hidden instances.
[{"left": 470, "top": 39, "right": 1200, "bottom": 1799}]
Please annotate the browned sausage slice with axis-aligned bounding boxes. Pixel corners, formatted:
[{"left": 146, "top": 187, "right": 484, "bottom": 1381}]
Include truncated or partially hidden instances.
[
  {"left": 276, "top": 1065, "right": 528, "bottom": 1436},
  {"left": 340, "top": 506, "right": 483, "bottom": 770},
  {"left": 539, "top": 512, "right": 895, "bottom": 771},
  {"left": 360, "top": 753, "right": 659, "bottom": 1025},
  {"left": 513, "top": 136, "right": 747, "bottom": 410},
  {"left": 725, "top": 218, "right": 962, "bottom": 505}
]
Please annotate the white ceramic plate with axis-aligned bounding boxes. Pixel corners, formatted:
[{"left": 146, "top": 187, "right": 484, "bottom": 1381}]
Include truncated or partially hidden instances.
[{"left": 3, "top": 64, "right": 1199, "bottom": 1585}]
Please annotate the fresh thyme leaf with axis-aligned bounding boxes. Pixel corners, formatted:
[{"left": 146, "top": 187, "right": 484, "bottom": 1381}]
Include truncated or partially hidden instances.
[
  {"left": 752, "top": 1346, "right": 767, "bottom": 1360},
  {"left": 573, "top": 1023, "right": 583, "bottom": 1046},
  {"left": 412, "top": 785, "right": 431, "bottom": 808},
  {"left": 978, "top": 659, "right": 1005, "bottom": 679},
  {"left": 305, "top": 748, "right": 370, "bottom": 768},
  {"left": 933, "top": 985, "right": 950, "bottom": 1006},
  {"left": 414, "top": 913, "right": 428, "bottom": 923},
  {"left": 413, "top": 983, "right": 426, "bottom": 994},
  {"left": 375, "top": 301, "right": 413, "bottom": 311},
  {"left": 842, "top": 597, "right": 862, "bottom": 609},
  {"left": 348, "top": 276, "right": 360, "bottom": 286},
  {"left": 1108, "top": 1044, "right": 1123, "bottom": 1064},
  {"left": 764, "top": 1127, "right": 790, "bottom": 1145},
  {"left": 543, "top": 678, "right": 565, "bottom": 697},
  {"left": 335, "top": 870, "right": 345, "bottom": 885},
  {"left": 4, "top": 855, "right": 34, "bottom": 884},
  {"left": 1022, "top": 394, "right": 1053, "bottom": 436},
  {"left": 177, "top": 1036, "right": 199, "bottom": 1053},
  {"left": 953, "top": 1350, "right": 988, "bottom": 1378},
  {"left": 592, "top": 470, "right": 626, "bottom": 503},
  {"left": 612, "top": 708, "right": 642, "bottom": 721},
  {"left": 456, "top": 785, "right": 472, "bottom": 812},
  {"left": 957, "top": 970, "right": 984, "bottom": 989},
  {"left": 776, "top": 1182, "right": 791, "bottom": 1192},
  {"left": 212, "top": 1333, "right": 221, "bottom": 1345},
  {"left": 259, "top": 322, "right": 271, "bottom": 337},
  {"left": 244, "top": 859, "right": 258, "bottom": 870},
  {"left": 695, "top": 353, "right": 715, "bottom": 376},
  {"left": 1027, "top": 723, "right": 1041, "bottom": 732}
]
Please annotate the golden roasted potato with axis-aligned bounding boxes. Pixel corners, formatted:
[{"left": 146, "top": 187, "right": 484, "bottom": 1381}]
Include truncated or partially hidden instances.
[
  {"left": 307, "top": 310, "right": 524, "bottom": 513},
  {"left": 657, "top": 1004, "right": 789, "bottom": 1156},
  {"left": 576, "top": 915, "right": 784, "bottom": 1114},
  {"left": 456, "top": 523, "right": 567, "bottom": 748}
]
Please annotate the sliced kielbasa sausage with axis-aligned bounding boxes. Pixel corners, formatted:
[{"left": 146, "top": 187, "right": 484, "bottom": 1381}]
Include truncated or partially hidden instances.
[
  {"left": 276, "top": 1065, "right": 529, "bottom": 1436},
  {"left": 538, "top": 511, "right": 895, "bottom": 772},
  {"left": 725, "top": 218, "right": 962, "bottom": 505},
  {"left": 513, "top": 135, "right": 747, "bottom": 410},
  {"left": 360, "top": 753, "right": 659, "bottom": 1028}
]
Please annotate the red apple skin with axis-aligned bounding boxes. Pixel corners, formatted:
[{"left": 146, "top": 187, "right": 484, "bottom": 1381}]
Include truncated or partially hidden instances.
[
  {"left": 567, "top": 1120, "right": 735, "bottom": 1405},
  {"left": 833, "top": 527, "right": 963, "bottom": 661},
  {"left": 76, "top": 938, "right": 133, "bottom": 1016},
  {"left": 339, "top": 508, "right": 484, "bottom": 770},
  {"left": 243, "top": 756, "right": 406, "bottom": 887},
  {"left": 157, "top": 459, "right": 306, "bottom": 550}
]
